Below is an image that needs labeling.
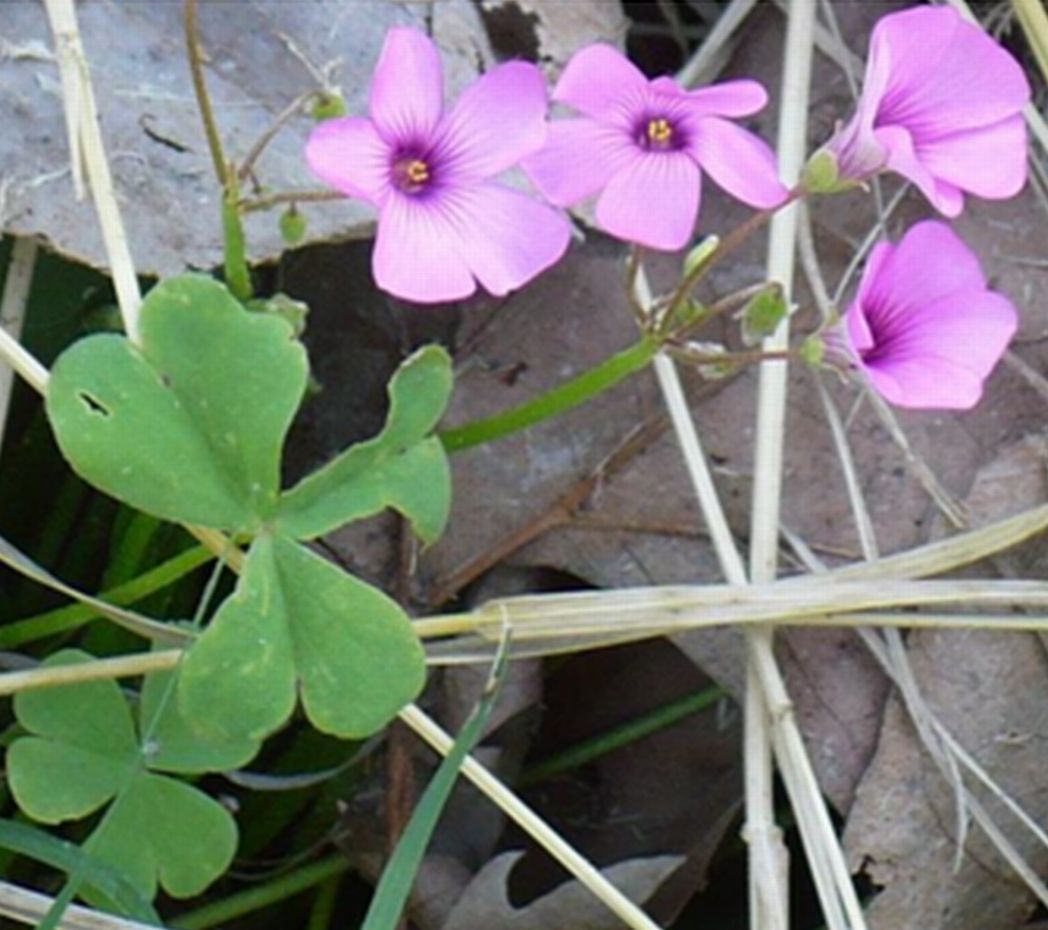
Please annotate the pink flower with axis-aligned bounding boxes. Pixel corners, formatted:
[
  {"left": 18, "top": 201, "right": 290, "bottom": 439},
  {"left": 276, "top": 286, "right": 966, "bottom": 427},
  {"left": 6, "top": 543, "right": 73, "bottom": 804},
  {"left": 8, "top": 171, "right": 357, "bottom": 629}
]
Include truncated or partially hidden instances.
[
  {"left": 306, "top": 28, "right": 570, "bottom": 303},
  {"left": 521, "top": 45, "right": 788, "bottom": 251},
  {"left": 837, "top": 221, "right": 1017, "bottom": 410},
  {"left": 825, "top": 6, "right": 1030, "bottom": 216}
]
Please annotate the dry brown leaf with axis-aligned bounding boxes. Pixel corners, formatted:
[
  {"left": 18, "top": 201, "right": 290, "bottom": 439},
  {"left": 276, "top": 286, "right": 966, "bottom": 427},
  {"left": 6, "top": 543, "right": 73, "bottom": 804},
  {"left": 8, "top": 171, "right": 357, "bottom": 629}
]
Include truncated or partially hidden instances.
[
  {"left": 441, "top": 850, "right": 682, "bottom": 930},
  {"left": 844, "top": 434, "right": 1048, "bottom": 930}
]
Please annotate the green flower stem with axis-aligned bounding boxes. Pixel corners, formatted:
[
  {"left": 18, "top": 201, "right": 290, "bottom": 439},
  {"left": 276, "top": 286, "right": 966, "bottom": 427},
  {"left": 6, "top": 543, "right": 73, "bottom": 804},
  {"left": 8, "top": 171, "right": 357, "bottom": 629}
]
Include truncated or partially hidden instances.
[
  {"left": 173, "top": 855, "right": 350, "bottom": 930},
  {"left": 440, "top": 334, "right": 661, "bottom": 453},
  {"left": 518, "top": 684, "right": 725, "bottom": 788},
  {"left": 240, "top": 188, "right": 346, "bottom": 214},
  {"left": 222, "top": 179, "right": 253, "bottom": 302},
  {"left": 662, "top": 184, "right": 806, "bottom": 324},
  {"left": 0, "top": 545, "right": 212, "bottom": 649},
  {"left": 184, "top": 0, "right": 228, "bottom": 185},
  {"left": 184, "top": 0, "right": 252, "bottom": 301}
]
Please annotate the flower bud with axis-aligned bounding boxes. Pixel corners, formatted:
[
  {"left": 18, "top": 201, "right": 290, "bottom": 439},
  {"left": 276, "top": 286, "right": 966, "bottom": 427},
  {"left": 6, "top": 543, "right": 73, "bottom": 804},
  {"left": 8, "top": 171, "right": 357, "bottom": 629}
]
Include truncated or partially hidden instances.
[
  {"left": 802, "top": 149, "right": 858, "bottom": 195},
  {"left": 279, "top": 207, "right": 307, "bottom": 246},
  {"left": 682, "top": 235, "right": 720, "bottom": 279},
  {"left": 311, "top": 90, "right": 348, "bottom": 121},
  {"left": 738, "top": 284, "right": 788, "bottom": 346},
  {"left": 799, "top": 335, "right": 825, "bottom": 368}
]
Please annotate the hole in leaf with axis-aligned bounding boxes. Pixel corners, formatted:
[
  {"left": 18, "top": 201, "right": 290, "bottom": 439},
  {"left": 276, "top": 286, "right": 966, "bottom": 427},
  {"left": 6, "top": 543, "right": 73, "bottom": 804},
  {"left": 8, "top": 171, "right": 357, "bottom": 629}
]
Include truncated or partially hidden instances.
[{"left": 77, "top": 390, "right": 112, "bottom": 418}]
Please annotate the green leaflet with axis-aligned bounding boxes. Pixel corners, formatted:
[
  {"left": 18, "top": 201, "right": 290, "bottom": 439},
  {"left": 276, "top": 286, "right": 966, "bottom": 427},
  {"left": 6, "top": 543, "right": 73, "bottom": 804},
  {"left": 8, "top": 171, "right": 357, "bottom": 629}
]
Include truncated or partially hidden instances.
[
  {"left": 46, "top": 274, "right": 308, "bottom": 533},
  {"left": 277, "top": 345, "right": 453, "bottom": 545},
  {"left": 179, "top": 534, "right": 426, "bottom": 741},
  {"left": 7, "top": 650, "right": 258, "bottom": 901}
]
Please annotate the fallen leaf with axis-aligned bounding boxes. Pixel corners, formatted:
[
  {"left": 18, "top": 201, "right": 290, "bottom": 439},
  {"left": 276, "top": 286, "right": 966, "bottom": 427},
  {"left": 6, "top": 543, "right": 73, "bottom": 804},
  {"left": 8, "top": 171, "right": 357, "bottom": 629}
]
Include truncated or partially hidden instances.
[
  {"left": 844, "top": 433, "right": 1048, "bottom": 930},
  {"left": 441, "top": 850, "right": 682, "bottom": 930}
]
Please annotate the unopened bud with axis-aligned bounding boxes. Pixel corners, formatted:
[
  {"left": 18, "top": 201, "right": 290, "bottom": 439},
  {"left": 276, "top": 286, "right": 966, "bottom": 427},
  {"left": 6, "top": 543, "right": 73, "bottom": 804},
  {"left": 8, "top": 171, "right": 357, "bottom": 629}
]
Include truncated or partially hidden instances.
[
  {"left": 279, "top": 206, "right": 307, "bottom": 246},
  {"left": 800, "top": 335, "right": 825, "bottom": 367},
  {"left": 738, "top": 284, "right": 789, "bottom": 346},
  {"left": 311, "top": 91, "right": 347, "bottom": 121},
  {"left": 682, "top": 235, "right": 720, "bottom": 279},
  {"left": 803, "top": 148, "right": 861, "bottom": 195}
]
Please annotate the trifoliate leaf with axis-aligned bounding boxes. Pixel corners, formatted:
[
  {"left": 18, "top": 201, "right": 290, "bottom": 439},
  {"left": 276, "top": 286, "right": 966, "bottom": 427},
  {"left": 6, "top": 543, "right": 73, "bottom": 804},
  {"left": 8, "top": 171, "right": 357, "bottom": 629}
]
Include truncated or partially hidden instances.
[
  {"left": 277, "top": 346, "right": 453, "bottom": 545},
  {"left": 7, "top": 649, "right": 255, "bottom": 901},
  {"left": 46, "top": 275, "right": 309, "bottom": 533}
]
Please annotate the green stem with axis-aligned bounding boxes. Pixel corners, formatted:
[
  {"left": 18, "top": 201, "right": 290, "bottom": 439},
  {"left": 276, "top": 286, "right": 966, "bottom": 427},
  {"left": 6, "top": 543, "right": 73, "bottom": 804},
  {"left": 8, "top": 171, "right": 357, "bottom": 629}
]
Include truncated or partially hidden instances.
[
  {"left": 184, "top": 0, "right": 252, "bottom": 300},
  {"left": 518, "top": 684, "right": 726, "bottom": 788},
  {"left": 184, "top": 0, "right": 228, "bottom": 186},
  {"left": 222, "top": 175, "right": 253, "bottom": 301},
  {"left": 306, "top": 875, "right": 341, "bottom": 930},
  {"left": 0, "top": 545, "right": 212, "bottom": 649},
  {"left": 173, "top": 856, "right": 350, "bottom": 930},
  {"left": 440, "top": 335, "right": 660, "bottom": 453},
  {"left": 239, "top": 188, "right": 345, "bottom": 214}
]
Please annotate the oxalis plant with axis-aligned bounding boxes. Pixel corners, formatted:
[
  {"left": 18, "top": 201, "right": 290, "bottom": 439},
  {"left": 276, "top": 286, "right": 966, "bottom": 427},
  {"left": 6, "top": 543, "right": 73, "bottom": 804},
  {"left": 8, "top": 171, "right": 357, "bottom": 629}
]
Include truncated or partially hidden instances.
[{"left": 0, "top": 2, "right": 1041, "bottom": 930}]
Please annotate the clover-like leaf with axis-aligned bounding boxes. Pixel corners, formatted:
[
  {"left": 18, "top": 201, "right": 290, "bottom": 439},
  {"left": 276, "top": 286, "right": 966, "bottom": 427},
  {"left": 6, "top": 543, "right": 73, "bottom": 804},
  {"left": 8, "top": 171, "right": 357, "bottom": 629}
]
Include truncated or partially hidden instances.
[
  {"left": 179, "top": 534, "right": 427, "bottom": 741},
  {"left": 7, "top": 649, "right": 257, "bottom": 901},
  {"left": 277, "top": 346, "right": 453, "bottom": 545},
  {"left": 46, "top": 275, "right": 308, "bottom": 533}
]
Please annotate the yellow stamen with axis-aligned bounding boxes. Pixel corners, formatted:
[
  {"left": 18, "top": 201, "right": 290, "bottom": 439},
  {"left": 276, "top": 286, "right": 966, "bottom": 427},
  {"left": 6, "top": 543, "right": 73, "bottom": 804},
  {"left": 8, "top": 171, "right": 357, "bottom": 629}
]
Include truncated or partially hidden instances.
[
  {"left": 406, "top": 159, "right": 430, "bottom": 184},
  {"left": 647, "top": 118, "right": 673, "bottom": 146}
]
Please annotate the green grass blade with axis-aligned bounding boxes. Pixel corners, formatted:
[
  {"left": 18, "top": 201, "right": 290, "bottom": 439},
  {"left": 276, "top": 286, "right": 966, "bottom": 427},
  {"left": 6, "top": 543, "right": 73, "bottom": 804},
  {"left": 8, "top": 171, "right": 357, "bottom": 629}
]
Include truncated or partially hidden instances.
[
  {"left": 0, "top": 819, "right": 161, "bottom": 925},
  {"left": 0, "top": 536, "right": 204, "bottom": 647},
  {"left": 361, "top": 636, "right": 510, "bottom": 930}
]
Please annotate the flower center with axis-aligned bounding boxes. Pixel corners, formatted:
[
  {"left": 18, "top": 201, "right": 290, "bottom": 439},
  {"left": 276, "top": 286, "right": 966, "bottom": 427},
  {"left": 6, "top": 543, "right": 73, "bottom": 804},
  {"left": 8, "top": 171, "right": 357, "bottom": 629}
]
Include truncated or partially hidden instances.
[
  {"left": 646, "top": 118, "right": 673, "bottom": 147},
  {"left": 393, "top": 157, "right": 432, "bottom": 194}
]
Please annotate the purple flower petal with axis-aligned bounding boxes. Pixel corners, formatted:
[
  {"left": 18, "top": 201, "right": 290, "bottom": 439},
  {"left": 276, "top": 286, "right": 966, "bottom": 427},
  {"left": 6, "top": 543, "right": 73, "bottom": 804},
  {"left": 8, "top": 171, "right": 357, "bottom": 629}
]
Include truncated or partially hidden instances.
[
  {"left": 688, "top": 117, "right": 788, "bottom": 208},
  {"left": 918, "top": 116, "right": 1027, "bottom": 200},
  {"left": 521, "top": 119, "right": 636, "bottom": 205},
  {"left": 854, "top": 241, "right": 893, "bottom": 314},
  {"left": 845, "top": 299, "right": 875, "bottom": 356},
  {"left": 369, "top": 28, "right": 444, "bottom": 144},
  {"left": 596, "top": 152, "right": 700, "bottom": 250},
  {"left": 863, "top": 291, "right": 1017, "bottom": 409},
  {"left": 873, "top": 125, "right": 957, "bottom": 216},
  {"left": 845, "top": 221, "right": 1018, "bottom": 410},
  {"left": 305, "top": 117, "right": 391, "bottom": 204},
  {"left": 863, "top": 221, "right": 986, "bottom": 319},
  {"left": 681, "top": 80, "right": 769, "bottom": 117},
  {"left": 553, "top": 44, "right": 648, "bottom": 120},
  {"left": 870, "top": 7, "right": 1030, "bottom": 138},
  {"left": 823, "top": 5, "right": 1029, "bottom": 213},
  {"left": 862, "top": 358, "right": 985, "bottom": 410},
  {"left": 373, "top": 195, "right": 476, "bottom": 303},
  {"left": 435, "top": 62, "right": 549, "bottom": 181},
  {"left": 438, "top": 185, "right": 572, "bottom": 297}
]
